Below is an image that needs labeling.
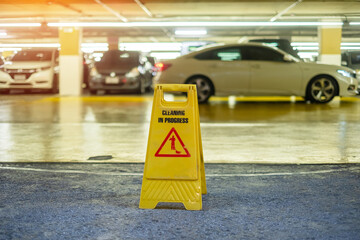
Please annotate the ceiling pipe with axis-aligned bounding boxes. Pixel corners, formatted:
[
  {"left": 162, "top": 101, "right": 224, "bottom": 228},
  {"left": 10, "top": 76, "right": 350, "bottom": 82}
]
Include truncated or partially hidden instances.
[
  {"left": 2, "top": 15, "right": 360, "bottom": 24},
  {"left": 134, "top": 0, "right": 153, "bottom": 18},
  {"left": 94, "top": 0, "right": 128, "bottom": 22},
  {"left": 270, "top": 0, "right": 303, "bottom": 22}
]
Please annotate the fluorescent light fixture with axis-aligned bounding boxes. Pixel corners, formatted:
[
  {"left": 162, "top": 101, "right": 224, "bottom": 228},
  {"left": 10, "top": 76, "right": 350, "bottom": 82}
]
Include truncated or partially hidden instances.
[
  {"left": 341, "top": 43, "right": 360, "bottom": 46},
  {"left": 150, "top": 52, "right": 181, "bottom": 60},
  {"left": 341, "top": 47, "right": 360, "bottom": 50},
  {"left": 48, "top": 22, "right": 131, "bottom": 27},
  {"left": 81, "top": 43, "right": 108, "bottom": 48},
  {"left": 0, "top": 43, "right": 60, "bottom": 48},
  {"left": 47, "top": 21, "right": 344, "bottom": 28},
  {"left": 119, "top": 42, "right": 182, "bottom": 52},
  {"left": 175, "top": 29, "right": 207, "bottom": 35},
  {"left": 0, "top": 32, "right": 7, "bottom": 36},
  {"left": 0, "top": 23, "right": 41, "bottom": 27},
  {"left": 0, "top": 48, "right": 22, "bottom": 52},
  {"left": 293, "top": 42, "right": 360, "bottom": 47},
  {"left": 293, "top": 46, "right": 319, "bottom": 50},
  {"left": 291, "top": 42, "right": 318, "bottom": 46},
  {"left": 82, "top": 47, "right": 109, "bottom": 53},
  {"left": 350, "top": 22, "right": 360, "bottom": 25},
  {"left": 298, "top": 52, "right": 318, "bottom": 59}
]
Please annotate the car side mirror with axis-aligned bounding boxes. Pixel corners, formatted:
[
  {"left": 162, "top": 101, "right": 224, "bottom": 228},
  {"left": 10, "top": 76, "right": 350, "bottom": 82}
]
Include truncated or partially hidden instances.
[
  {"left": 283, "top": 55, "right": 293, "bottom": 62},
  {"left": 341, "top": 61, "right": 348, "bottom": 66}
]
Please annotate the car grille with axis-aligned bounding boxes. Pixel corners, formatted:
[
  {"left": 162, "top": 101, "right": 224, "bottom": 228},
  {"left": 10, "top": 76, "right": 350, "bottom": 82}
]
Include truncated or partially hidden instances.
[
  {"left": 4, "top": 69, "right": 36, "bottom": 80},
  {"left": 9, "top": 72, "right": 33, "bottom": 80},
  {"left": 9, "top": 83, "right": 32, "bottom": 86}
]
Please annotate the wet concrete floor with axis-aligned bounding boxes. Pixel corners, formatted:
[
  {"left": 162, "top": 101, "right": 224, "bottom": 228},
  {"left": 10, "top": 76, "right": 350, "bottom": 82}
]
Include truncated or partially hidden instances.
[
  {"left": 0, "top": 94, "right": 359, "bottom": 164},
  {"left": 1, "top": 94, "right": 360, "bottom": 239}
]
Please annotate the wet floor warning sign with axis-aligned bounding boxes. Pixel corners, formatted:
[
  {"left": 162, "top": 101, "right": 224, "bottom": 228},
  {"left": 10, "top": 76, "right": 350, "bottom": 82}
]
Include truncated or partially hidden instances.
[
  {"left": 139, "top": 84, "right": 206, "bottom": 210},
  {"left": 155, "top": 127, "right": 191, "bottom": 157}
]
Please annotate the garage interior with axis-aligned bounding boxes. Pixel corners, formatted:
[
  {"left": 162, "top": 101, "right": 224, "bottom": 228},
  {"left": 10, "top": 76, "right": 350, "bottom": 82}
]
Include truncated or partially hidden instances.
[{"left": 1, "top": 1, "right": 360, "bottom": 239}]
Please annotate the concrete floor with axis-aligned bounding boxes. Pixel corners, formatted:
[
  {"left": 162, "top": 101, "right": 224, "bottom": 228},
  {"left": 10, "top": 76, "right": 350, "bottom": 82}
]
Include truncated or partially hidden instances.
[
  {"left": 1, "top": 163, "right": 359, "bottom": 239},
  {"left": 0, "top": 94, "right": 359, "bottom": 164}
]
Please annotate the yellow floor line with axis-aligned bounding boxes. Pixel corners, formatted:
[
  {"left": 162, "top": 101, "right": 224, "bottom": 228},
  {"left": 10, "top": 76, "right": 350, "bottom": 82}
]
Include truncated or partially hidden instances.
[{"left": 35, "top": 95, "right": 360, "bottom": 103}]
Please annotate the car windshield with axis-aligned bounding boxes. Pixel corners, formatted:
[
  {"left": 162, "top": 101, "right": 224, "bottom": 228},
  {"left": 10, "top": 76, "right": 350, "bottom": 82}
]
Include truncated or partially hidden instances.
[
  {"left": 11, "top": 51, "right": 53, "bottom": 61},
  {"left": 100, "top": 51, "right": 139, "bottom": 67}
]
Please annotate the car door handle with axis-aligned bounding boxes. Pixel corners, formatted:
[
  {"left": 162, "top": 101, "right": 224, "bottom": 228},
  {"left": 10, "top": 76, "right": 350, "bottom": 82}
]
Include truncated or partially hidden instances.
[{"left": 250, "top": 64, "right": 260, "bottom": 69}]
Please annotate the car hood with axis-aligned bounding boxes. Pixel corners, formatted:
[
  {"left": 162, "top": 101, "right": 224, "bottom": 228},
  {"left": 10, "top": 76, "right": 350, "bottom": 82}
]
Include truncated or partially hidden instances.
[
  {"left": 4, "top": 61, "right": 53, "bottom": 69},
  {"left": 298, "top": 61, "right": 355, "bottom": 73}
]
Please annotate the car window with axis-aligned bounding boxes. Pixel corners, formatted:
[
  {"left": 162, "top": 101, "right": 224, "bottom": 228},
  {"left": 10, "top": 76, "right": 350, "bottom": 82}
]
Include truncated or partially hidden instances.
[
  {"left": 114, "top": 52, "right": 139, "bottom": 66},
  {"left": 350, "top": 52, "right": 360, "bottom": 65},
  {"left": 11, "top": 50, "right": 53, "bottom": 61},
  {"left": 243, "top": 46, "right": 284, "bottom": 62},
  {"left": 195, "top": 47, "right": 242, "bottom": 61}
]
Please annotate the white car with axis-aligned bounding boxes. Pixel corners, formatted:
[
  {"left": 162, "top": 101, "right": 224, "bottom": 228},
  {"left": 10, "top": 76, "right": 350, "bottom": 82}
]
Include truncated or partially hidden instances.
[
  {"left": 0, "top": 49, "right": 59, "bottom": 94},
  {"left": 153, "top": 43, "right": 358, "bottom": 103}
]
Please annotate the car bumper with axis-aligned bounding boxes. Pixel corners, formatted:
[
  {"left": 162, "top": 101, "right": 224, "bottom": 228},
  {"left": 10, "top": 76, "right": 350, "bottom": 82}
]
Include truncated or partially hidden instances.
[
  {"left": 0, "top": 70, "right": 54, "bottom": 89},
  {"left": 89, "top": 76, "right": 141, "bottom": 91}
]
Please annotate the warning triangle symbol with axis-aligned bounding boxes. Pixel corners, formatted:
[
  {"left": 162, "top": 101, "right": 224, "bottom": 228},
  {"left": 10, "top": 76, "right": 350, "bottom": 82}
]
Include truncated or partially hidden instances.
[{"left": 155, "top": 127, "right": 191, "bottom": 157}]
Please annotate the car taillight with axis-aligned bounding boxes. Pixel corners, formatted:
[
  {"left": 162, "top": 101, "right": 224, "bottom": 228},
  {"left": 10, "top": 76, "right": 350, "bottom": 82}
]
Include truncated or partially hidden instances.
[{"left": 155, "top": 62, "right": 172, "bottom": 72}]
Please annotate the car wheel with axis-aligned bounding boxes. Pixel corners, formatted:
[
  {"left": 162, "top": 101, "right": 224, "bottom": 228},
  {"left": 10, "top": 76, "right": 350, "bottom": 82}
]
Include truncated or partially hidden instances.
[
  {"left": 186, "top": 76, "right": 214, "bottom": 103},
  {"left": 137, "top": 78, "right": 146, "bottom": 94},
  {"left": 306, "top": 76, "right": 338, "bottom": 103},
  {"left": 51, "top": 75, "right": 59, "bottom": 94}
]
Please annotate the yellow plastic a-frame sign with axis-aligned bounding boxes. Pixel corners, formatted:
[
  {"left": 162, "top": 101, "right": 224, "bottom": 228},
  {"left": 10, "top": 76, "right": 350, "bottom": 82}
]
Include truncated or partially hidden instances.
[{"left": 139, "top": 84, "right": 206, "bottom": 211}]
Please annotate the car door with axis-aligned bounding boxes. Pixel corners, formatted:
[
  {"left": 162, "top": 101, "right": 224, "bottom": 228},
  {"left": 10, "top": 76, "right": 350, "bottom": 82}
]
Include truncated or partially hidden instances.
[
  {"left": 195, "top": 46, "right": 250, "bottom": 95},
  {"left": 242, "top": 46, "right": 302, "bottom": 95}
]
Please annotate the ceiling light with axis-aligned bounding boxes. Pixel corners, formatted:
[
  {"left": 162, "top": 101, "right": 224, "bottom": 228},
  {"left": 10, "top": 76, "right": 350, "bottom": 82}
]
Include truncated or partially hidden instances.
[
  {"left": 119, "top": 42, "right": 182, "bottom": 51},
  {"left": 47, "top": 22, "right": 132, "bottom": 27},
  {"left": 150, "top": 52, "right": 181, "bottom": 60},
  {"left": 0, "top": 48, "right": 22, "bottom": 52},
  {"left": 175, "top": 29, "right": 207, "bottom": 36},
  {"left": 0, "top": 43, "right": 60, "bottom": 48},
  {"left": 341, "top": 47, "right": 360, "bottom": 50},
  {"left": 293, "top": 46, "right": 319, "bottom": 50},
  {"left": 0, "top": 32, "right": 7, "bottom": 36},
  {"left": 0, "top": 23, "right": 41, "bottom": 27},
  {"left": 341, "top": 43, "right": 360, "bottom": 46},
  {"left": 47, "top": 21, "right": 345, "bottom": 28},
  {"left": 291, "top": 42, "right": 318, "bottom": 46}
]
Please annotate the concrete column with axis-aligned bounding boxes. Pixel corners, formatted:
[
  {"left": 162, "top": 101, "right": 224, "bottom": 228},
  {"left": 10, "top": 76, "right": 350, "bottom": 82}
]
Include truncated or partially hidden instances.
[
  {"left": 59, "top": 27, "right": 83, "bottom": 95},
  {"left": 107, "top": 36, "right": 119, "bottom": 50},
  {"left": 318, "top": 22, "right": 342, "bottom": 65}
]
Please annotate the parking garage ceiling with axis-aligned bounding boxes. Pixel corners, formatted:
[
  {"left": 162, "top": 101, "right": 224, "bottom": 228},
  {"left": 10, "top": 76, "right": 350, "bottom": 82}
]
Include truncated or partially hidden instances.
[{"left": 0, "top": 0, "right": 360, "bottom": 42}]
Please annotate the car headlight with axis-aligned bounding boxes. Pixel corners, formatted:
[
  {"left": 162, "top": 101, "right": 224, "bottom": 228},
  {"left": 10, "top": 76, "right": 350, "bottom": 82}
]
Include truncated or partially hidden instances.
[
  {"left": 337, "top": 69, "right": 352, "bottom": 78},
  {"left": 90, "top": 67, "right": 101, "bottom": 78},
  {"left": 125, "top": 67, "right": 140, "bottom": 78},
  {"left": 37, "top": 66, "right": 52, "bottom": 72}
]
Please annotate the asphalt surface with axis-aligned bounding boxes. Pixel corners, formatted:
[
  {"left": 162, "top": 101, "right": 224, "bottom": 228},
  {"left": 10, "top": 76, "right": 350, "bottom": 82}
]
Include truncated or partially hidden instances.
[{"left": 1, "top": 163, "right": 359, "bottom": 240}]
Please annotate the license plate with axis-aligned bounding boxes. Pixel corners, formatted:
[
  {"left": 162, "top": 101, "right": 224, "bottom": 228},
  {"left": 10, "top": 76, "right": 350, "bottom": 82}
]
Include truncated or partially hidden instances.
[
  {"left": 105, "top": 77, "right": 119, "bottom": 84},
  {"left": 14, "top": 74, "right": 26, "bottom": 81}
]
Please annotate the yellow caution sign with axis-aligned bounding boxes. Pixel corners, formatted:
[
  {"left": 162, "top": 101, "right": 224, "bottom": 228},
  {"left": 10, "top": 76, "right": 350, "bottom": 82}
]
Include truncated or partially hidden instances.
[{"left": 139, "top": 84, "right": 207, "bottom": 210}]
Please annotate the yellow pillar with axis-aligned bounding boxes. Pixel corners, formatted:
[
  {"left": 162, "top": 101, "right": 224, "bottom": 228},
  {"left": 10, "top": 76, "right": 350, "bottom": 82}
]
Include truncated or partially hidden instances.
[
  {"left": 107, "top": 36, "right": 119, "bottom": 50},
  {"left": 318, "top": 22, "right": 342, "bottom": 65},
  {"left": 59, "top": 27, "right": 83, "bottom": 95}
]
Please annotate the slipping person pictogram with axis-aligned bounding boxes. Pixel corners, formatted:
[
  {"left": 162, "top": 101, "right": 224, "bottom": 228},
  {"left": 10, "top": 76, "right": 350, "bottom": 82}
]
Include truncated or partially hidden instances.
[{"left": 169, "top": 135, "right": 181, "bottom": 154}]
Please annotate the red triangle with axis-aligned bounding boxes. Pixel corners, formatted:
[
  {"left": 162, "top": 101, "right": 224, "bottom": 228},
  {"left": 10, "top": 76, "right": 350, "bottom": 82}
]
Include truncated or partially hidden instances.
[{"left": 155, "top": 127, "right": 191, "bottom": 157}]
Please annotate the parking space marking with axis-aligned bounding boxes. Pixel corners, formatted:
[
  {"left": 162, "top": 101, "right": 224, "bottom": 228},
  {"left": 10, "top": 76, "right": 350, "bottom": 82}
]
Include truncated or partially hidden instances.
[{"left": 1, "top": 166, "right": 359, "bottom": 177}]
